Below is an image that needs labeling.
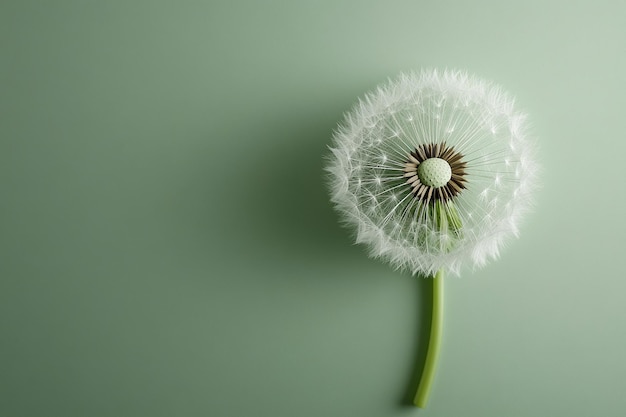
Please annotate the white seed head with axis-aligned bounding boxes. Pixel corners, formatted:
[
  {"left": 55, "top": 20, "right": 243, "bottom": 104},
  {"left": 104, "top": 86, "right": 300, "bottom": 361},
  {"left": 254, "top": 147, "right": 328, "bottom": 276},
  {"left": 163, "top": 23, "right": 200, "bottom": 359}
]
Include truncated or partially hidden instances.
[{"left": 326, "top": 69, "right": 539, "bottom": 276}]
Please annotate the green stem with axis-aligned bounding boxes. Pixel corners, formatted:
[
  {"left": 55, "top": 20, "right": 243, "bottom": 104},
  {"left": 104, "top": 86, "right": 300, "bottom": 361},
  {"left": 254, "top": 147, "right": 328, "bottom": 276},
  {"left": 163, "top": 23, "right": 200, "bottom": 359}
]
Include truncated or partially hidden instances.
[{"left": 413, "top": 269, "right": 444, "bottom": 408}]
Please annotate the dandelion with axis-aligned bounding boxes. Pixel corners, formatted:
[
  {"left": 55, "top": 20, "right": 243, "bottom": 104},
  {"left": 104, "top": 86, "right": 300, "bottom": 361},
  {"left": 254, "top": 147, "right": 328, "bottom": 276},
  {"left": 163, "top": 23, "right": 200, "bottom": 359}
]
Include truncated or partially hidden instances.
[{"left": 326, "top": 69, "right": 538, "bottom": 407}]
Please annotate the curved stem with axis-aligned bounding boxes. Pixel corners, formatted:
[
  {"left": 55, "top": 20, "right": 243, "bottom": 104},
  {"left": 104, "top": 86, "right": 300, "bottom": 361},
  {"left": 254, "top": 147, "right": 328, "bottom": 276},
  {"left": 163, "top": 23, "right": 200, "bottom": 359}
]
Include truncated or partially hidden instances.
[{"left": 413, "top": 269, "right": 444, "bottom": 408}]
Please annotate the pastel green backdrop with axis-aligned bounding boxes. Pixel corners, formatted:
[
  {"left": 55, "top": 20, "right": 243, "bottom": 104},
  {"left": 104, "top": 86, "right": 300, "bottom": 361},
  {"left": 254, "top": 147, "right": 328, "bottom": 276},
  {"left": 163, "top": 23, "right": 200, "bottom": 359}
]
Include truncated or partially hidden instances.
[{"left": 2, "top": 1, "right": 625, "bottom": 416}]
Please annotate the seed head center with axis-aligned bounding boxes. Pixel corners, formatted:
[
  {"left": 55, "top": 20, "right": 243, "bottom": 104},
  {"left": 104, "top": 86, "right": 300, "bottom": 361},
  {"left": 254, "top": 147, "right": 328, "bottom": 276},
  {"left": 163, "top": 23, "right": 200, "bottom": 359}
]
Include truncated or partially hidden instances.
[{"left": 417, "top": 158, "right": 452, "bottom": 188}]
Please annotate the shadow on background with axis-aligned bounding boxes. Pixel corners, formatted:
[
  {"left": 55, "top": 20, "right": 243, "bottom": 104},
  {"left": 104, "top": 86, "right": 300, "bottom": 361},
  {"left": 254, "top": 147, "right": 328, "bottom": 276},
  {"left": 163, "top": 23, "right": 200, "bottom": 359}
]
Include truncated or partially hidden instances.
[
  {"left": 204, "top": 104, "right": 368, "bottom": 270},
  {"left": 250, "top": 118, "right": 353, "bottom": 257},
  {"left": 242, "top": 110, "right": 436, "bottom": 408}
]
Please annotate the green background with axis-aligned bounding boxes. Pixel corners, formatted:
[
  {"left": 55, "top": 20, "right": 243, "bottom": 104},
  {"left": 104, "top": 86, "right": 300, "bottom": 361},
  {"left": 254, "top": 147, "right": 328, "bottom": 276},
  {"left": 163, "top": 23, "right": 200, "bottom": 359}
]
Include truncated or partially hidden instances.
[{"left": 2, "top": 1, "right": 625, "bottom": 416}]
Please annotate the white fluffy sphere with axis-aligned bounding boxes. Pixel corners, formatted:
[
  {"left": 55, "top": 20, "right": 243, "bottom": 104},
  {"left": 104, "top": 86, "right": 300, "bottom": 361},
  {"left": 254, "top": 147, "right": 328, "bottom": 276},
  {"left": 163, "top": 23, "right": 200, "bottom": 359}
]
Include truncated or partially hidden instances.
[{"left": 326, "top": 70, "right": 538, "bottom": 276}]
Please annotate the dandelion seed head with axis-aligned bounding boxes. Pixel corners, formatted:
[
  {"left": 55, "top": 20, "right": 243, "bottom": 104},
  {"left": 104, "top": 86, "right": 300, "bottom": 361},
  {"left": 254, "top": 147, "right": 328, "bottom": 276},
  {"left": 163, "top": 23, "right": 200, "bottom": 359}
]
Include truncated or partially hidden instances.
[{"left": 326, "top": 69, "right": 538, "bottom": 275}]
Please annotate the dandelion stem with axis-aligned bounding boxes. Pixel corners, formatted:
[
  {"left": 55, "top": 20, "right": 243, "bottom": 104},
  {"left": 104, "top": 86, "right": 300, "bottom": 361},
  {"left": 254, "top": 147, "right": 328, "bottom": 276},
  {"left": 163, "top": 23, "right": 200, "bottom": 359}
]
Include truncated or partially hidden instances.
[{"left": 414, "top": 269, "right": 444, "bottom": 408}]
